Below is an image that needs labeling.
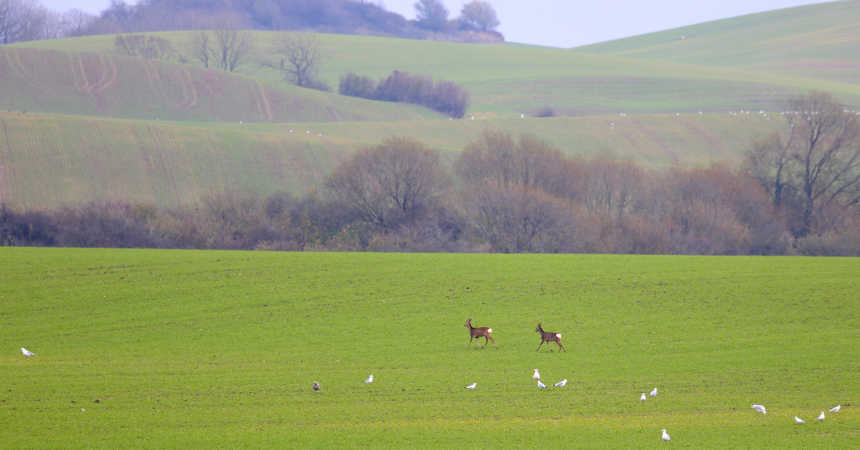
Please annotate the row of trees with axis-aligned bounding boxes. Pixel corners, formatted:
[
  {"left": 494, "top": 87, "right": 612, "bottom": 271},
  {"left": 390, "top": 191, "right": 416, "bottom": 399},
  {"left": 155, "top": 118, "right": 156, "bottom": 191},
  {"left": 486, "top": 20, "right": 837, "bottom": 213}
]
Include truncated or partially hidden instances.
[
  {"left": 0, "top": 0, "right": 503, "bottom": 44},
  {"left": 77, "top": 0, "right": 502, "bottom": 42},
  {"left": 339, "top": 70, "right": 470, "bottom": 118},
  {"left": 0, "top": 0, "right": 93, "bottom": 43},
  {"left": 4, "top": 93, "right": 858, "bottom": 254},
  {"left": 414, "top": 0, "right": 499, "bottom": 33},
  {"left": 3, "top": 137, "right": 852, "bottom": 254}
]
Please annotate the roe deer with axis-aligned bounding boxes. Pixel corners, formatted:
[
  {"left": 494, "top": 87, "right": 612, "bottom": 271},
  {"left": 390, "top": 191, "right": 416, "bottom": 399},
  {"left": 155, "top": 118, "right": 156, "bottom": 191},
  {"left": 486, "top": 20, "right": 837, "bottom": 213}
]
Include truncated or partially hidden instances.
[
  {"left": 536, "top": 323, "right": 566, "bottom": 352},
  {"left": 465, "top": 318, "right": 495, "bottom": 347}
]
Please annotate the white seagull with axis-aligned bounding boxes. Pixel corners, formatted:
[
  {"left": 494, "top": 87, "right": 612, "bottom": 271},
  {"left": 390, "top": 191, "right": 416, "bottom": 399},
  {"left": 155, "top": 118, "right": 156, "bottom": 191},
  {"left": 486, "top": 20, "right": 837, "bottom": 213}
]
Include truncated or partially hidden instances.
[
  {"left": 364, "top": 374, "right": 374, "bottom": 384},
  {"left": 465, "top": 382, "right": 477, "bottom": 390},
  {"left": 817, "top": 411, "right": 825, "bottom": 421},
  {"left": 640, "top": 392, "right": 647, "bottom": 401},
  {"left": 21, "top": 347, "right": 35, "bottom": 357},
  {"left": 794, "top": 416, "right": 805, "bottom": 424},
  {"left": 751, "top": 404, "right": 767, "bottom": 415},
  {"left": 649, "top": 387, "right": 658, "bottom": 397},
  {"left": 661, "top": 429, "right": 671, "bottom": 442},
  {"left": 537, "top": 380, "right": 547, "bottom": 389},
  {"left": 553, "top": 379, "right": 567, "bottom": 387},
  {"left": 533, "top": 368, "right": 541, "bottom": 380},
  {"left": 829, "top": 405, "right": 841, "bottom": 413}
]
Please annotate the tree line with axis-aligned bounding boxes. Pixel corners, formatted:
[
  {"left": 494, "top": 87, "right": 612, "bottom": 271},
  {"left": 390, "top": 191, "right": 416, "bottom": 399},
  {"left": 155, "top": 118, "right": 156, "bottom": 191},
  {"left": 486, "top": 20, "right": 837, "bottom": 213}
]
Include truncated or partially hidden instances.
[
  {"left": 0, "top": 0, "right": 503, "bottom": 44},
  {"left": 3, "top": 92, "right": 858, "bottom": 255}
]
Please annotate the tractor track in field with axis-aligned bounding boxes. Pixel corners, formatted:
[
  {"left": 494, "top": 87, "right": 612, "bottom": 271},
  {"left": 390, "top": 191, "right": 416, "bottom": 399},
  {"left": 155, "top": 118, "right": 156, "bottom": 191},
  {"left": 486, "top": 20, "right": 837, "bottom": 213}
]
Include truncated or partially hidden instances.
[
  {"left": 144, "top": 126, "right": 180, "bottom": 205},
  {"left": 90, "top": 55, "right": 118, "bottom": 94},
  {"left": 256, "top": 80, "right": 273, "bottom": 121},
  {"left": 75, "top": 54, "right": 91, "bottom": 93},
  {"left": 0, "top": 118, "right": 10, "bottom": 204},
  {"left": 8, "top": 48, "right": 41, "bottom": 90},
  {"left": 181, "top": 68, "right": 199, "bottom": 110}
]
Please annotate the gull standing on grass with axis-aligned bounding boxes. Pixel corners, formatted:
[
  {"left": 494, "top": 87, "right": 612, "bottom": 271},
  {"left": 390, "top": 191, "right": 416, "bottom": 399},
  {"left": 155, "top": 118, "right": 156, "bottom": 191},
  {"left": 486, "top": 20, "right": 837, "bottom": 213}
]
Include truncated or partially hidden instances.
[
  {"left": 640, "top": 392, "right": 647, "bottom": 401},
  {"left": 364, "top": 374, "right": 374, "bottom": 384},
  {"left": 312, "top": 381, "right": 320, "bottom": 391},
  {"left": 649, "top": 387, "right": 658, "bottom": 397},
  {"left": 465, "top": 383, "right": 477, "bottom": 390},
  {"left": 817, "top": 411, "right": 825, "bottom": 421},
  {"left": 829, "top": 405, "right": 841, "bottom": 413},
  {"left": 661, "top": 429, "right": 671, "bottom": 441},
  {"left": 554, "top": 379, "right": 567, "bottom": 387},
  {"left": 795, "top": 416, "right": 805, "bottom": 424},
  {"left": 751, "top": 404, "right": 767, "bottom": 414},
  {"left": 533, "top": 369, "right": 541, "bottom": 380},
  {"left": 21, "top": 347, "right": 35, "bottom": 357},
  {"left": 537, "top": 380, "right": 547, "bottom": 389}
]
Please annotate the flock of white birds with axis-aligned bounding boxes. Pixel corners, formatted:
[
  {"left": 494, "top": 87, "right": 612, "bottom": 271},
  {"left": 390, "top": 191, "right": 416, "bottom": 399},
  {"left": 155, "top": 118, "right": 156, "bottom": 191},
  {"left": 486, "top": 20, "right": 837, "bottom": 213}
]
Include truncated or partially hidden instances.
[{"left": 21, "top": 347, "right": 845, "bottom": 442}]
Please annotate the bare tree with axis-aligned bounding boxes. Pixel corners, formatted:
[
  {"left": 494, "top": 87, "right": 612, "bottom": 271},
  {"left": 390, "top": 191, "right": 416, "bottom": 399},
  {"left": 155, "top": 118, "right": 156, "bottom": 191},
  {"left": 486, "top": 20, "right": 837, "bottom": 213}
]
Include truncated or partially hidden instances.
[
  {"left": 462, "top": 183, "right": 575, "bottom": 253},
  {"left": 746, "top": 91, "right": 860, "bottom": 237},
  {"left": 459, "top": 0, "right": 499, "bottom": 32},
  {"left": 326, "top": 137, "right": 449, "bottom": 230},
  {"left": 279, "top": 32, "right": 323, "bottom": 88},
  {"left": 114, "top": 34, "right": 177, "bottom": 60},
  {"left": 0, "top": 0, "right": 48, "bottom": 44},
  {"left": 213, "top": 28, "right": 252, "bottom": 72},
  {"left": 786, "top": 92, "right": 860, "bottom": 236},
  {"left": 744, "top": 132, "right": 794, "bottom": 209},
  {"left": 414, "top": 0, "right": 448, "bottom": 31},
  {"left": 455, "top": 130, "right": 570, "bottom": 195},
  {"left": 192, "top": 31, "right": 212, "bottom": 68},
  {"left": 57, "top": 8, "right": 95, "bottom": 37}
]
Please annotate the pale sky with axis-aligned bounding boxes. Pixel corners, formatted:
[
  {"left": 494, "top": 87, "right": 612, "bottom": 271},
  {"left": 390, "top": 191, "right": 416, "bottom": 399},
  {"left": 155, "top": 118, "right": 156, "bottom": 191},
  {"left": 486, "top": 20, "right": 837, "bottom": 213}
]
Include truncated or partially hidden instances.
[{"left": 42, "top": 0, "right": 835, "bottom": 48}]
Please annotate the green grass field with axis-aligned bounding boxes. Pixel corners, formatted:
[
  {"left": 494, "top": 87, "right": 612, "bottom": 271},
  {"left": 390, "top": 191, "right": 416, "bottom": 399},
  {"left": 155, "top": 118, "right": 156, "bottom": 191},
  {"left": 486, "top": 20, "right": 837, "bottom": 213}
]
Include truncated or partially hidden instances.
[
  {"left": 14, "top": 22, "right": 860, "bottom": 118},
  {"left": 1, "top": 248, "right": 857, "bottom": 447},
  {"left": 578, "top": 1, "right": 860, "bottom": 83}
]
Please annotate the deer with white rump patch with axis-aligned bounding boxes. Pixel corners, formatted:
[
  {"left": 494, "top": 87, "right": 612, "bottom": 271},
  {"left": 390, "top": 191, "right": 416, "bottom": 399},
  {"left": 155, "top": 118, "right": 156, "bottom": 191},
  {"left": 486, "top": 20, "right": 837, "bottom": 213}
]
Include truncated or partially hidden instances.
[
  {"left": 536, "top": 323, "right": 566, "bottom": 352},
  {"left": 465, "top": 318, "right": 495, "bottom": 347}
]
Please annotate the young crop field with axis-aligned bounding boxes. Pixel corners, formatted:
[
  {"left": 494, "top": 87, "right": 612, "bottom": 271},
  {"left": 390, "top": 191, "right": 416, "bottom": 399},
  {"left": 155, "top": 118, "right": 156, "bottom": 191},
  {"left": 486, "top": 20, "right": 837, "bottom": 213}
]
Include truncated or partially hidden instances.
[{"left": 1, "top": 248, "right": 857, "bottom": 447}]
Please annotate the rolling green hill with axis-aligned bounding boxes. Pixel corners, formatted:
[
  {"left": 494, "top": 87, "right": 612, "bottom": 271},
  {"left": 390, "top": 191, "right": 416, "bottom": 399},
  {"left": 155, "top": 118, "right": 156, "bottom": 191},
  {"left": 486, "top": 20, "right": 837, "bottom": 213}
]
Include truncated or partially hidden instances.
[
  {"left": 577, "top": 1, "right": 860, "bottom": 84},
  {"left": 0, "top": 110, "right": 780, "bottom": 208},
  {"left": 0, "top": 46, "right": 436, "bottom": 122},
  {"left": 1, "top": 2, "right": 859, "bottom": 207},
  {"left": 1, "top": 249, "right": 857, "bottom": 447},
  {"left": 15, "top": 26, "right": 860, "bottom": 118}
]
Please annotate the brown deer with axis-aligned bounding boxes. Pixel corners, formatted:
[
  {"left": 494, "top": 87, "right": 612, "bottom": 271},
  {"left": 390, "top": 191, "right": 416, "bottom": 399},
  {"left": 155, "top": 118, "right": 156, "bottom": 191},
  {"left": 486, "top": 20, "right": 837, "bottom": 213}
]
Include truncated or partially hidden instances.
[
  {"left": 536, "top": 323, "right": 566, "bottom": 352},
  {"left": 465, "top": 318, "right": 495, "bottom": 347}
]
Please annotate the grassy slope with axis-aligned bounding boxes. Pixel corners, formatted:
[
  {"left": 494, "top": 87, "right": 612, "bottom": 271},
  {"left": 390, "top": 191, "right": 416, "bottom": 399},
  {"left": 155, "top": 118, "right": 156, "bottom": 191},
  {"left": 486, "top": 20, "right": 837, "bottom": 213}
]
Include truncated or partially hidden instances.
[
  {"left": 0, "top": 45, "right": 437, "bottom": 123},
  {"left": 15, "top": 28, "right": 860, "bottom": 116},
  {"left": 0, "top": 248, "right": 857, "bottom": 447},
  {"left": 0, "top": 112, "right": 352, "bottom": 207},
  {"left": 3, "top": 3, "right": 859, "bottom": 207},
  {"left": 0, "top": 110, "right": 780, "bottom": 208},
  {"left": 576, "top": 1, "right": 860, "bottom": 82}
]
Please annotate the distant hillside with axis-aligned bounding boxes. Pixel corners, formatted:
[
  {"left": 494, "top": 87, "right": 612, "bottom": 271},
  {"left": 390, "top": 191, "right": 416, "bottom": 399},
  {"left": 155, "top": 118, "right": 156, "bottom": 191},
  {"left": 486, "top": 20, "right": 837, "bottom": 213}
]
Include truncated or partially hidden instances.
[
  {"left": 0, "top": 112, "right": 349, "bottom": 208},
  {"left": 0, "top": 111, "right": 779, "bottom": 208},
  {"left": 577, "top": 1, "right": 860, "bottom": 83},
  {"left": 3, "top": 3, "right": 860, "bottom": 208},
  {"left": 16, "top": 31, "right": 860, "bottom": 119},
  {"left": 0, "top": 46, "right": 436, "bottom": 122}
]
